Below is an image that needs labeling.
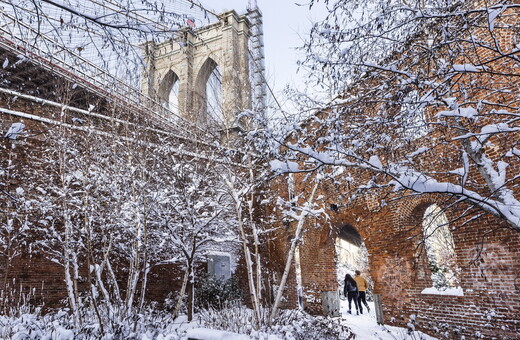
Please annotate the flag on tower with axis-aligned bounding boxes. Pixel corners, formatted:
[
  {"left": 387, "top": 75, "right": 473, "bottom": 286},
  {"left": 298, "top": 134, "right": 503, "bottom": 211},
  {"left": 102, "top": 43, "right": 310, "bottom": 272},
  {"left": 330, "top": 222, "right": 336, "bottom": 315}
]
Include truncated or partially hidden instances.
[{"left": 186, "top": 18, "right": 195, "bottom": 28}]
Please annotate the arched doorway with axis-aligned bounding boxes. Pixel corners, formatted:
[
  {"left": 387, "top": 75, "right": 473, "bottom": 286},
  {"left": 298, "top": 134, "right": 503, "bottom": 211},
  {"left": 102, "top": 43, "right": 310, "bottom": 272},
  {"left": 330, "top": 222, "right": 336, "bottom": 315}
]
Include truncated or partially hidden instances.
[
  {"left": 335, "top": 224, "right": 372, "bottom": 314},
  {"left": 335, "top": 224, "right": 369, "bottom": 282}
]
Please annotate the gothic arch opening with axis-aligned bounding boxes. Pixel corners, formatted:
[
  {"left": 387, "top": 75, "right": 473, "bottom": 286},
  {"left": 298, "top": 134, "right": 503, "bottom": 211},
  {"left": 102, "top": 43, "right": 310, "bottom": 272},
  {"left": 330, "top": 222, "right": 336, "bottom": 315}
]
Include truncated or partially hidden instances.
[
  {"left": 195, "top": 57, "right": 223, "bottom": 125},
  {"left": 157, "top": 70, "right": 180, "bottom": 116}
]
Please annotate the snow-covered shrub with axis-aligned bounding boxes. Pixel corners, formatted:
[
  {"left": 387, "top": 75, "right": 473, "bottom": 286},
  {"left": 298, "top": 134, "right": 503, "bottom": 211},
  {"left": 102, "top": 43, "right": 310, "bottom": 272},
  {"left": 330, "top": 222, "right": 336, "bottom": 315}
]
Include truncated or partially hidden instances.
[
  {"left": 0, "top": 304, "right": 184, "bottom": 340},
  {"left": 268, "top": 313, "right": 354, "bottom": 340},
  {"left": 164, "top": 291, "right": 185, "bottom": 314},
  {"left": 195, "top": 275, "right": 242, "bottom": 310},
  {"left": 199, "top": 306, "right": 354, "bottom": 340},
  {"left": 0, "top": 285, "right": 41, "bottom": 318},
  {"left": 0, "top": 309, "right": 76, "bottom": 340},
  {"left": 198, "top": 303, "right": 259, "bottom": 335}
]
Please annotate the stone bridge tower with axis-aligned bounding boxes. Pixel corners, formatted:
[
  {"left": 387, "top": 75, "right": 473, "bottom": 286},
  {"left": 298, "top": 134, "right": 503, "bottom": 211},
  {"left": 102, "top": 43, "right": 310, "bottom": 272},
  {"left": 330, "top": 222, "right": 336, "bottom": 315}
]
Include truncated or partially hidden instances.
[{"left": 142, "top": 10, "right": 254, "bottom": 131}]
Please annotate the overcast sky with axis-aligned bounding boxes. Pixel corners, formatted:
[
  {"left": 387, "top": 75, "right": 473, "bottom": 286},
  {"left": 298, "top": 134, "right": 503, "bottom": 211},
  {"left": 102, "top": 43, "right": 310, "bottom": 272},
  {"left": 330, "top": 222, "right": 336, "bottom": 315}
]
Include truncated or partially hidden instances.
[{"left": 208, "top": 1, "right": 328, "bottom": 99}]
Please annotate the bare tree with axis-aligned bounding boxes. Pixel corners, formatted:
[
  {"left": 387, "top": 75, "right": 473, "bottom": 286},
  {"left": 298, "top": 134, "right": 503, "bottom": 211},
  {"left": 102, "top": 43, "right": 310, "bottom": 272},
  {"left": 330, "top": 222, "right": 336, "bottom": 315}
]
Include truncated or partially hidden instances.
[
  {"left": 269, "top": 0, "right": 520, "bottom": 230},
  {"left": 150, "top": 143, "right": 237, "bottom": 322},
  {"left": 269, "top": 179, "right": 320, "bottom": 323},
  {"left": 220, "top": 155, "right": 264, "bottom": 329}
]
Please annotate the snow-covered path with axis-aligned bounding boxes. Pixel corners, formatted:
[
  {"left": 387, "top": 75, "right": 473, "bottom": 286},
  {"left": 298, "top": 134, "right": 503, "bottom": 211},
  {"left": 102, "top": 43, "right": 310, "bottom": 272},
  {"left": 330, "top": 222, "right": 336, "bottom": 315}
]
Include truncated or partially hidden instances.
[{"left": 339, "top": 299, "right": 439, "bottom": 340}]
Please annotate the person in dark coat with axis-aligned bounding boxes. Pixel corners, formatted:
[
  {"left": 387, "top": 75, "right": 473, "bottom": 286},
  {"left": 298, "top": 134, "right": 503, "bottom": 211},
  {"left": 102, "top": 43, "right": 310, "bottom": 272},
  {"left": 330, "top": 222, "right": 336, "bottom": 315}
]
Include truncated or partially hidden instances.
[{"left": 344, "top": 273, "right": 360, "bottom": 315}]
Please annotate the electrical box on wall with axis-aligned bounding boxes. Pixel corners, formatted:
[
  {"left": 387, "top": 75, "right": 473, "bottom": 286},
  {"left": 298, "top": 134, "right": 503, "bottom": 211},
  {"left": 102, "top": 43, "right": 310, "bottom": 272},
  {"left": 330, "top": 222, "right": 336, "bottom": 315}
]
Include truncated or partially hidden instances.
[{"left": 207, "top": 254, "right": 231, "bottom": 280}]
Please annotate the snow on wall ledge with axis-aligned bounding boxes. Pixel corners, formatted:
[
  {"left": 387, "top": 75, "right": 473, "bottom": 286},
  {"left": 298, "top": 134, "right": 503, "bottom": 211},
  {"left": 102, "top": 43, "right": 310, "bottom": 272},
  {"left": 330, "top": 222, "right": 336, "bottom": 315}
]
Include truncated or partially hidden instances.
[{"left": 421, "top": 286, "right": 464, "bottom": 296}]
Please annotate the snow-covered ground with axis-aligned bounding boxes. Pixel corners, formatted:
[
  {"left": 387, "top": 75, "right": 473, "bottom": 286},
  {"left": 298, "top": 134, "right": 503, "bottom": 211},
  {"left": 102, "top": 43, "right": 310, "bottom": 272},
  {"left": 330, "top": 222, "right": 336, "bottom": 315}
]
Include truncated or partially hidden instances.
[
  {"left": 0, "top": 299, "right": 440, "bottom": 339},
  {"left": 339, "top": 298, "right": 439, "bottom": 340},
  {"left": 171, "top": 300, "right": 439, "bottom": 340}
]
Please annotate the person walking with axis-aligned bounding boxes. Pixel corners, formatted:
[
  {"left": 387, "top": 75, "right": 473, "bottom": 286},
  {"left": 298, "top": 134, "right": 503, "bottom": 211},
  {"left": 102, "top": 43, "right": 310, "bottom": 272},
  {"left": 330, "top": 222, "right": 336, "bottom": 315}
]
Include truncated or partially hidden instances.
[
  {"left": 354, "top": 270, "right": 370, "bottom": 314},
  {"left": 344, "top": 273, "right": 360, "bottom": 315}
]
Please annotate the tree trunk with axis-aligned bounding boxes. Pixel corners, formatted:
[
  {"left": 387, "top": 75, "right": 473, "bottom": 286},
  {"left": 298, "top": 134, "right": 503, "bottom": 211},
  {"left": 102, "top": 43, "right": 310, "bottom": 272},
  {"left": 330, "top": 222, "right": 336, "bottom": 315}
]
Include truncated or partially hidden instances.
[
  {"left": 64, "top": 252, "right": 80, "bottom": 325},
  {"left": 1, "top": 247, "right": 12, "bottom": 313},
  {"left": 63, "top": 216, "right": 81, "bottom": 326},
  {"left": 236, "top": 202, "right": 261, "bottom": 329},
  {"left": 187, "top": 267, "right": 194, "bottom": 322},
  {"left": 225, "top": 172, "right": 262, "bottom": 329},
  {"left": 269, "top": 181, "right": 319, "bottom": 324},
  {"left": 248, "top": 157, "right": 263, "bottom": 306},
  {"left": 138, "top": 261, "right": 150, "bottom": 313},
  {"left": 173, "top": 263, "right": 190, "bottom": 320},
  {"left": 103, "top": 240, "right": 122, "bottom": 305}
]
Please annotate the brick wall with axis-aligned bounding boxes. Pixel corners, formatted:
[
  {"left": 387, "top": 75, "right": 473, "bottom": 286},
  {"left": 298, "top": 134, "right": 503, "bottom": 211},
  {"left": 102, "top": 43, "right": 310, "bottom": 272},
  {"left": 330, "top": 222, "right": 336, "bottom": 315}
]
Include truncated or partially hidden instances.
[
  {"left": 263, "top": 3, "right": 520, "bottom": 339},
  {"left": 0, "top": 58, "right": 236, "bottom": 312},
  {"left": 266, "top": 182, "right": 520, "bottom": 339}
]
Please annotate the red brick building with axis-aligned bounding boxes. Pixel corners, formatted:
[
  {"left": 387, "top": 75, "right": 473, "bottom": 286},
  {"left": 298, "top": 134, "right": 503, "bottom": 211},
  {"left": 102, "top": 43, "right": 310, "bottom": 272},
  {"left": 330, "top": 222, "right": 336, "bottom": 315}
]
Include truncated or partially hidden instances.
[{"left": 265, "top": 2, "right": 520, "bottom": 339}]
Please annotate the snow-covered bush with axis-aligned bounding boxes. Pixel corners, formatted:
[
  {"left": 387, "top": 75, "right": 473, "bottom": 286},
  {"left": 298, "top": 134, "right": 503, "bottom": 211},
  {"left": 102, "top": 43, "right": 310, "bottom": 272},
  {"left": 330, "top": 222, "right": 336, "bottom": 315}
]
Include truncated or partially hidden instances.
[
  {"left": 199, "top": 306, "right": 354, "bottom": 340},
  {"left": 267, "top": 313, "right": 354, "bottom": 340},
  {"left": 198, "top": 303, "right": 259, "bottom": 335},
  {"left": 0, "top": 304, "right": 184, "bottom": 340},
  {"left": 0, "top": 284, "right": 41, "bottom": 318},
  {"left": 195, "top": 275, "right": 242, "bottom": 310}
]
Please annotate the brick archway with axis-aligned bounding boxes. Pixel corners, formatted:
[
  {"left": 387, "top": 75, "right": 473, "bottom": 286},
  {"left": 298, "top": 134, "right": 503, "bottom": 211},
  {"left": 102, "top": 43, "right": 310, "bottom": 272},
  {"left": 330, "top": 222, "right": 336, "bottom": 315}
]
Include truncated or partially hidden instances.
[
  {"left": 337, "top": 223, "right": 362, "bottom": 246},
  {"left": 294, "top": 194, "right": 458, "bottom": 315},
  {"left": 295, "top": 217, "right": 374, "bottom": 314}
]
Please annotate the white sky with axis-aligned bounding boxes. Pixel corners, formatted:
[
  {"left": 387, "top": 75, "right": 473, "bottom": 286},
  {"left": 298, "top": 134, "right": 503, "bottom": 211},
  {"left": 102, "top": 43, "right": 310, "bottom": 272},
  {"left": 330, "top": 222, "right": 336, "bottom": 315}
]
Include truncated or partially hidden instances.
[{"left": 208, "top": 1, "right": 329, "bottom": 98}]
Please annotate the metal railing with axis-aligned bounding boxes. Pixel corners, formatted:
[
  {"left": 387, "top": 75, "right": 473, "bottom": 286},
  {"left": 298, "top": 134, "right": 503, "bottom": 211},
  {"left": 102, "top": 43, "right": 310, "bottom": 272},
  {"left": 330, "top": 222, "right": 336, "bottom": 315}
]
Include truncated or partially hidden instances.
[{"left": 0, "top": 8, "right": 205, "bottom": 137}]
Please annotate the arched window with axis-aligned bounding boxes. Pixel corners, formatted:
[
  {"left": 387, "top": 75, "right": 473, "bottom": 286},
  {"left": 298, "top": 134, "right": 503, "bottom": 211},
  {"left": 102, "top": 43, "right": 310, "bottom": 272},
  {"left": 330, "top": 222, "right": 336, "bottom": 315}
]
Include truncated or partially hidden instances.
[
  {"left": 157, "top": 70, "right": 180, "bottom": 117},
  {"left": 422, "top": 204, "right": 458, "bottom": 289},
  {"left": 197, "top": 58, "right": 223, "bottom": 125},
  {"left": 168, "top": 80, "right": 180, "bottom": 114},
  {"left": 206, "top": 65, "right": 223, "bottom": 124}
]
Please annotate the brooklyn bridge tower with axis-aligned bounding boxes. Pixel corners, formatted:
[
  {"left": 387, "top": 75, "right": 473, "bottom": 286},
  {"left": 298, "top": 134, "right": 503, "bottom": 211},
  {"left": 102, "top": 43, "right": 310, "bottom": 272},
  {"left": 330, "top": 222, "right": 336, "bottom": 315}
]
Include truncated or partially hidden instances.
[{"left": 141, "top": 4, "right": 265, "bottom": 133}]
